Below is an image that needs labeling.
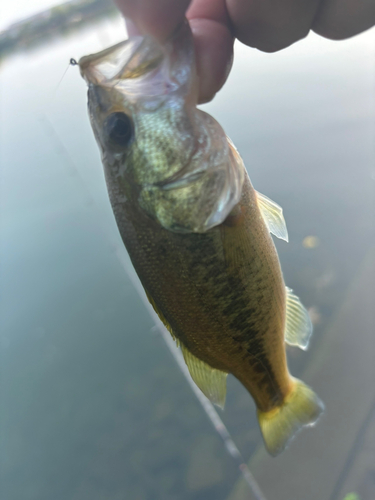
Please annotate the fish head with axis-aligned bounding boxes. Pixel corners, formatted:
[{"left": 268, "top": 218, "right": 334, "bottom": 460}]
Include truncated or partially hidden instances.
[
  {"left": 79, "top": 23, "right": 198, "bottom": 185},
  {"left": 80, "top": 23, "right": 244, "bottom": 233}
]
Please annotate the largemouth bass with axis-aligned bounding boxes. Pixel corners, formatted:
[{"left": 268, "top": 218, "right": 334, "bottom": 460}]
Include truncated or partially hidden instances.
[{"left": 79, "top": 22, "right": 323, "bottom": 456}]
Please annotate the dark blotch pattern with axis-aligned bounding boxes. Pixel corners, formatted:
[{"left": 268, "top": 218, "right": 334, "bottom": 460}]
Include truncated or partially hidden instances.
[{"left": 180, "top": 231, "right": 281, "bottom": 401}]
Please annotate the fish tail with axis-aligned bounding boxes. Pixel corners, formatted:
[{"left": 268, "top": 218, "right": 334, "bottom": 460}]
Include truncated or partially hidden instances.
[{"left": 257, "top": 378, "right": 324, "bottom": 456}]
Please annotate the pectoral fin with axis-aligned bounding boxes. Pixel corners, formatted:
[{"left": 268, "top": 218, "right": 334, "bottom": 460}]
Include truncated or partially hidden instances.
[
  {"left": 285, "top": 287, "right": 313, "bottom": 350},
  {"left": 181, "top": 344, "right": 228, "bottom": 409},
  {"left": 256, "top": 191, "right": 288, "bottom": 242}
]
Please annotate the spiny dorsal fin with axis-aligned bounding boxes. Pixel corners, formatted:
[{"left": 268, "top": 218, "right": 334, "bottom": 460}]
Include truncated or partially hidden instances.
[
  {"left": 256, "top": 191, "right": 288, "bottom": 242},
  {"left": 285, "top": 287, "right": 313, "bottom": 350},
  {"left": 181, "top": 344, "right": 228, "bottom": 409}
]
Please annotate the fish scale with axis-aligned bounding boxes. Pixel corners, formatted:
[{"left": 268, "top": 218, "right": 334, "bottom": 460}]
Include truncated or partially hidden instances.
[{"left": 111, "top": 168, "right": 290, "bottom": 412}]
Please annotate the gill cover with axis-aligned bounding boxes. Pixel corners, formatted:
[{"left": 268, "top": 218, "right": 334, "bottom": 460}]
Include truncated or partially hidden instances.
[{"left": 79, "top": 23, "right": 244, "bottom": 233}]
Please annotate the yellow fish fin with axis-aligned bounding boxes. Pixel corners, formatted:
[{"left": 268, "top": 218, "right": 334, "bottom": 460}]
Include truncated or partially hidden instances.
[
  {"left": 285, "top": 287, "right": 313, "bottom": 350},
  {"left": 256, "top": 191, "right": 289, "bottom": 242},
  {"left": 257, "top": 378, "right": 324, "bottom": 456},
  {"left": 145, "top": 290, "right": 179, "bottom": 344},
  {"left": 181, "top": 344, "right": 228, "bottom": 409}
]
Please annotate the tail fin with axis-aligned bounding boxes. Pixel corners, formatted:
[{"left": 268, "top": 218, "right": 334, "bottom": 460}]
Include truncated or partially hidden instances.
[{"left": 257, "top": 378, "right": 324, "bottom": 456}]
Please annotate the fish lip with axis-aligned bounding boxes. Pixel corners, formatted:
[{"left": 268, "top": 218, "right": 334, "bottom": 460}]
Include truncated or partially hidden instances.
[
  {"left": 79, "top": 22, "right": 195, "bottom": 99},
  {"left": 78, "top": 37, "right": 145, "bottom": 85},
  {"left": 78, "top": 40, "right": 130, "bottom": 73},
  {"left": 78, "top": 36, "right": 174, "bottom": 101}
]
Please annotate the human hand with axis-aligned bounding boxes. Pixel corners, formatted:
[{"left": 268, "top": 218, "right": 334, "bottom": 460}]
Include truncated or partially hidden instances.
[{"left": 115, "top": 0, "right": 375, "bottom": 103}]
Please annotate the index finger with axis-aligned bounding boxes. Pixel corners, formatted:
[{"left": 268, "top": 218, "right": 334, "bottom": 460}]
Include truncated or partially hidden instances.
[{"left": 114, "top": 0, "right": 191, "bottom": 40}]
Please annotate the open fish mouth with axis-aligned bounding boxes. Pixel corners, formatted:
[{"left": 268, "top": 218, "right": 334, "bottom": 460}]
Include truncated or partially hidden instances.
[{"left": 79, "top": 22, "right": 195, "bottom": 101}]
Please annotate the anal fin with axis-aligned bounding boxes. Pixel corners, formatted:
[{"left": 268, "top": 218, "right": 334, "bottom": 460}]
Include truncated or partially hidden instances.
[
  {"left": 145, "top": 289, "right": 228, "bottom": 408},
  {"left": 256, "top": 191, "right": 288, "bottom": 242},
  {"left": 145, "top": 290, "right": 179, "bottom": 343},
  {"left": 181, "top": 344, "right": 228, "bottom": 409},
  {"left": 285, "top": 287, "right": 313, "bottom": 350}
]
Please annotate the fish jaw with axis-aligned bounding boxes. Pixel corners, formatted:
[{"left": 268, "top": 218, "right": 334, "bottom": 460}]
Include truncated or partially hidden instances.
[{"left": 79, "top": 22, "right": 197, "bottom": 103}]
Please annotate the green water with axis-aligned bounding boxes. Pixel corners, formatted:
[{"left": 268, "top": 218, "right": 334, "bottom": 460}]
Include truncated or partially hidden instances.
[{"left": 1, "top": 16, "right": 374, "bottom": 500}]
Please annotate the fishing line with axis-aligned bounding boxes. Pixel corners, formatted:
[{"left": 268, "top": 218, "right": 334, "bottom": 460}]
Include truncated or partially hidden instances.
[
  {"left": 47, "top": 58, "right": 79, "bottom": 110},
  {"left": 40, "top": 115, "right": 268, "bottom": 500}
]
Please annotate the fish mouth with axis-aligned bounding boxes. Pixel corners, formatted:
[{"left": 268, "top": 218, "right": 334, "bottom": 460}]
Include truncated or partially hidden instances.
[
  {"left": 79, "top": 37, "right": 162, "bottom": 85},
  {"left": 79, "top": 22, "right": 195, "bottom": 98}
]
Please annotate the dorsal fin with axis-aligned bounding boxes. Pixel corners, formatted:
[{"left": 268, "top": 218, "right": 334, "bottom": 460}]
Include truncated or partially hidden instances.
[
  {"left": 256, "top": 191, "right": 288, "bottom": 242},
  {"left": 285, "top": 287, "right": 313, "bottom": 350},
  {"left": 181, "top": 344, "right": 228, "bottom": 409}
]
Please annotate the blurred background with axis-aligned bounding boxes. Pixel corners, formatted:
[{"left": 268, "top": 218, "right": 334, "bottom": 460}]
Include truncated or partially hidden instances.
[{"left": 1, "top": 2, "right": 374, "bottom": 499}]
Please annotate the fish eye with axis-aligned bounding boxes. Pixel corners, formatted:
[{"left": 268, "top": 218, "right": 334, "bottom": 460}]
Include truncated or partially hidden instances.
[{"left": 104, "top": 112, "right": 133, "bottom": 147}]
